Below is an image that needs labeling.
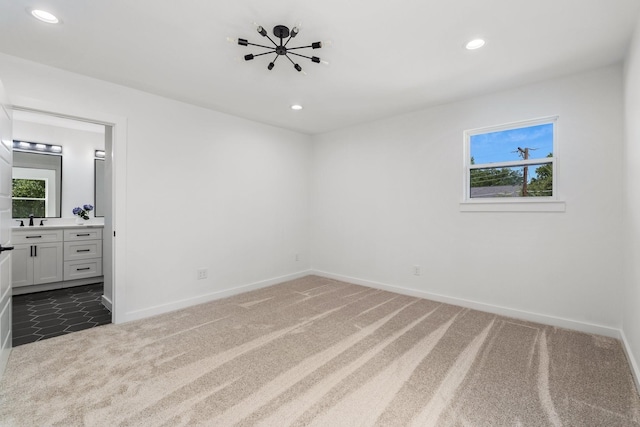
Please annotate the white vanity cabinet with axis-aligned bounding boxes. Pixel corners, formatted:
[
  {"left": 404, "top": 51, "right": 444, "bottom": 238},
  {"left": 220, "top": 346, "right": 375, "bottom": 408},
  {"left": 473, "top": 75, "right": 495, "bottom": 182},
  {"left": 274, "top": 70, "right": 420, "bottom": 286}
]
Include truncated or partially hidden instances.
[
  {"left": 63, "top": 228, "right": 103, "bottom": 281},
  {"left": 12, "top": 229, "right": 64, "bottom": 288},
  {"left": 12, "top": 226, "right": 104, "bottom": 294}
]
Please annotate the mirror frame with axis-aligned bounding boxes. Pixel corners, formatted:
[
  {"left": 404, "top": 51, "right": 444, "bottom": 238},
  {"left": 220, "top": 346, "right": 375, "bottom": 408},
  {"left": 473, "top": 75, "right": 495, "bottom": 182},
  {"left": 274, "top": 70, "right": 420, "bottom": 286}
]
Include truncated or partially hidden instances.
[
  {"left": 94, "top": 158, "right": 105, "bottom": 217},
  {"left": 12, "top": 149, "right": 63, "bottom": 218}
]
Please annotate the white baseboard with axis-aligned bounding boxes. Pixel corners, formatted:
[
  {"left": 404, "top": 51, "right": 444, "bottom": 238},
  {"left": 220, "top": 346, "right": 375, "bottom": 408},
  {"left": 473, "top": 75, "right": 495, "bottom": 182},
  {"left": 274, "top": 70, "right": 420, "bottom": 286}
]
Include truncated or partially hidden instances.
[
  {"left": 620, "top": 328, "right": 640, "bottom": 394},
  {"left": 101, "top": 294, "right": 113, "bottom": 312},
  {"left": 311, "top": 270, "right": 621, "bottom": 338},
  {"left": 122, "top": 270, "right": 313, "bottom": 323}
]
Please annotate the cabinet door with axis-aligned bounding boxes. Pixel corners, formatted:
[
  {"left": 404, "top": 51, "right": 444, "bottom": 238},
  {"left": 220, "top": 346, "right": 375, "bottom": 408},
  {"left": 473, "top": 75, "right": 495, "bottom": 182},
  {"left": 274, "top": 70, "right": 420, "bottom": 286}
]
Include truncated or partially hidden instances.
[
  {"left": 33, "top": 242, "right": 63, "bottom": 285},
  {"left": 11, "top": 244, "right": 34, "bottom": 288}
]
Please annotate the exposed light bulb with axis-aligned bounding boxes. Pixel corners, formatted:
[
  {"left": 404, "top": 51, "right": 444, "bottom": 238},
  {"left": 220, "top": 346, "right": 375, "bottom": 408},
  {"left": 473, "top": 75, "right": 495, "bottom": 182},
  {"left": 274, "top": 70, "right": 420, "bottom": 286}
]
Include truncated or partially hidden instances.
[
  {"left": 291, "top": 105, "right": 303, "bottom": 111},
  {"left": 226, "top": 37, "right": 236, "bottom": 43}
]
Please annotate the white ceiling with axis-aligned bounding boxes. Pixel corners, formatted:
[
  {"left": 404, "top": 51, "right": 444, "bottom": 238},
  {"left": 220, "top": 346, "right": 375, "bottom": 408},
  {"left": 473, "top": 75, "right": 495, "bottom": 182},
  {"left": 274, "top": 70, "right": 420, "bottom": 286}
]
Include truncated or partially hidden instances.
[{"left": 0, "top": 1, "right": 639, "bottom": 135}]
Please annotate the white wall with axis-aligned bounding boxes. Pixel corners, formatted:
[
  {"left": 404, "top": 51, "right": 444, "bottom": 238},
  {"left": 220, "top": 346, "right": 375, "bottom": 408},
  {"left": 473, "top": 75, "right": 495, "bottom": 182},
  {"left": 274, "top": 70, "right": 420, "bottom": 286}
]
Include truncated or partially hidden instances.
[
  {"left": 13, "top": 121, "right": 104, "bottom": 219},
  {"left": 311, "top": 65, "right": 624, "bottom": 335},
  {"left": 623, "top": 14, "right": 640, "bottom": 388},
  {"left": 0, "top": 53, "right": 312, "bottom": 321},
  {"left": 0, "top": 51, "right": 629, "bottom": 348}
]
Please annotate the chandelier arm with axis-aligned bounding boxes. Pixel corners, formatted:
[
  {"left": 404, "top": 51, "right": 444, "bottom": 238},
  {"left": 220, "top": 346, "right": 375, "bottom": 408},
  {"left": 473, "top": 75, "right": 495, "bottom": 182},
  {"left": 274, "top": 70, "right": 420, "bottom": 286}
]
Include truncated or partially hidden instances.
[
  {"left": 284, "top": 55, "right": 297, "bottom": 65},
  {"left": 251, "top": 51, "right": 277, "bottom": 58},
  {"left": 288, "top": 52, "right": 315, "bottom": 61},
  {"left": 286, "top": 45, "right": 315, "bottom": 51},
  {"left": 264, "top": 35, "right": 279, "bottom": 47},
  {"left": 246, "top": 42, "right": 276, "bottom": 50},
  {"left": 283, "top": 36, "right": 295, "bottom": 48}
]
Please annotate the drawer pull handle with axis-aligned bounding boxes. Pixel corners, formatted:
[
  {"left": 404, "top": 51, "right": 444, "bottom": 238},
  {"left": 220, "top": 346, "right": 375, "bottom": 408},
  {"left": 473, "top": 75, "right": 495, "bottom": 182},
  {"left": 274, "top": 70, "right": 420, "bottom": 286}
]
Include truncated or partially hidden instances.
[
  {"left": 76, "top": 249, "right": 91, "bottom": 252},
  {"left": 25, "top": 236, "right": 42, "bottom": 239},
  {"left": 77, "top": 267, "right": 91, "bottom": 271},
  {"left": 76, "top": 233, "right": 91, "bottom": 237}
]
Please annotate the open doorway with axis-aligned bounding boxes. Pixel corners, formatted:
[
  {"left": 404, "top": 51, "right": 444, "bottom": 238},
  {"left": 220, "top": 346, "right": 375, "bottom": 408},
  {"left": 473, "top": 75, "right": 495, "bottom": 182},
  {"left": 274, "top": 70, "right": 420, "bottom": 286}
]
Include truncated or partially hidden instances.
[{"left": 10, "top": 108, "right": 117, "bottom": 345}]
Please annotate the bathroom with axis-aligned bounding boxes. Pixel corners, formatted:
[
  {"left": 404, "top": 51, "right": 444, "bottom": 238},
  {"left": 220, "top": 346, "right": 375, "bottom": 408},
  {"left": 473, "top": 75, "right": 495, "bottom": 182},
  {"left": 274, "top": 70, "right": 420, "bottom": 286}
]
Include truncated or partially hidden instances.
[{"left": 10, "top": 109, "right": 111, "bottom": 345}]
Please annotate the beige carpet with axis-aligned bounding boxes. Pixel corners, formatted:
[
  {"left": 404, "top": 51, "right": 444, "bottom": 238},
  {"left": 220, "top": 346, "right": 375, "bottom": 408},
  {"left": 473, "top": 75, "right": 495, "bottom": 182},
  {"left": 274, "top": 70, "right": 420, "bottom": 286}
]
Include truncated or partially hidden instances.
[{"left": 1, "top": 275, "right": 639, "bottom": 426}]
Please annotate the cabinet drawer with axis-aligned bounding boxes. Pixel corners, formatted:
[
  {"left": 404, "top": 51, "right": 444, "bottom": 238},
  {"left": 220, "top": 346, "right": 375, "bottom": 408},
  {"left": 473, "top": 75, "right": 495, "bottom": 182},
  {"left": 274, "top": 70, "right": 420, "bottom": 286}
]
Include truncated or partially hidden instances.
[
  {"left": 64, "top": 240, "right": 102, "bottom": 261},
  {"left": 64, "top": 228, "right": 103, "bottom": 241},
  {"left": 64, "top": 258, "right": 102, "bottom": 281},
  {"left": 12, "top": 229, "right": 63, "bottom": 244}
]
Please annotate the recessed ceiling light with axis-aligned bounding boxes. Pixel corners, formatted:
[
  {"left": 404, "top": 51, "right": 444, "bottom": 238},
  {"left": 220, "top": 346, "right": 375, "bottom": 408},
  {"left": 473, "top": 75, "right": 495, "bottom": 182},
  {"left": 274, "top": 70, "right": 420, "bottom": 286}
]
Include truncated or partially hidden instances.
[
  {"left": 291, "top": 104, "right": 303, "bottom": 111},
  {"left": 465, "top": 38, "right": 486, "bottom": 50},
  {"left": 30, "top": 9, "right": 59, "bottom": 24}
]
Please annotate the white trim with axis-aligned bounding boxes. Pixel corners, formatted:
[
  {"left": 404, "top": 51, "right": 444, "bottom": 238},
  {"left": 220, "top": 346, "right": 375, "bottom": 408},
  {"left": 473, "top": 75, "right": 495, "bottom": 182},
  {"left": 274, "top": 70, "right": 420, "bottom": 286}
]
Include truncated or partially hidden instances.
[
  {"left": 469, "top": 158, "right": 553, "bottom": 170},
  {"left": 311, "top": 270, "right": 620, "bottom": 338},
  {"left": 122, "top": 270, "right": 313, "bottom": 323},
  {"left": 101, "top": 294, "right": 112, "bottom": 312},
  {"left": 465, "top": 116, "right": 560, "bottom": 136},
  {"left": 620, "top": 328, "right": 640, "bottom": 394},
  {"left": 0, "top": 297, "right": 11, "bottom": 377},
  {"left": 463, "top": 116, "right": 559, "bottom": 206},
  {"left": 9, "top": 96, "right": 127, "bottom": 325},
  {"left": 460, "top": 200, "right": 565, "bottom": 212}
]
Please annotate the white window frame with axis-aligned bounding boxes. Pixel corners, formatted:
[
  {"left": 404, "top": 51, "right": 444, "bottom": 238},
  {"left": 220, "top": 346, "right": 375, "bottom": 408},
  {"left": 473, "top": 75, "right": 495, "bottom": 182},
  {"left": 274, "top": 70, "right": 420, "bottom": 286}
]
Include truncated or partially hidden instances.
[
  {"left": 460, "top": 116, "right": 565, "bottom": 212},
  {"left": 12, "top": 168, "right": 56, "bottom": 217}
]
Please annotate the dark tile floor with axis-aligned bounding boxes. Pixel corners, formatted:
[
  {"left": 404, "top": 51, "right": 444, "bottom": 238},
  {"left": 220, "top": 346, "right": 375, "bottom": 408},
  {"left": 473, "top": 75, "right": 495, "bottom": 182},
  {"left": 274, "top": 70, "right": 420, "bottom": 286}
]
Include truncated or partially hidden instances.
[{"left": 12, "top": 283, "right": 112, "bottom": 347}]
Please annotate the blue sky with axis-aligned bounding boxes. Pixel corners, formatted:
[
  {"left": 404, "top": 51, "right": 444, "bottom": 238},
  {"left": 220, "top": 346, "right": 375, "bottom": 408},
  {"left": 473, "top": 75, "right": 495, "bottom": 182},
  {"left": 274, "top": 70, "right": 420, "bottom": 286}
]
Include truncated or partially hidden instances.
[{"left": 470, "top": 123, "right": 553, "bottom": 164}]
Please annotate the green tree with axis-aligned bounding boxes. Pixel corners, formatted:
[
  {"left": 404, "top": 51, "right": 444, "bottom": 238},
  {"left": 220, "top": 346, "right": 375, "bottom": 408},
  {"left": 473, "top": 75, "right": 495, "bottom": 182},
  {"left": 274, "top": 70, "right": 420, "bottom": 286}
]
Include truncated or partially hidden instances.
[
  {"left": 470, "top": 158, "right": 523, "bottom": 188},
  {"left": 12, "top": 178, "right": 46, "bottom": 217},
  {"left": 527, "top": 153, "right": 553, "bottom": 197}
]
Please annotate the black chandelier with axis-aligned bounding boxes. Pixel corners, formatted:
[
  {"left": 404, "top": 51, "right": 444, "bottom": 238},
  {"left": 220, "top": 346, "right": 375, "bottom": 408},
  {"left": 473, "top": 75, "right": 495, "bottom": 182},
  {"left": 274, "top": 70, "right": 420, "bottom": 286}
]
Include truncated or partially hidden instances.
[{"left": 236, "top": 24, "right": 326, "bottom": 73}]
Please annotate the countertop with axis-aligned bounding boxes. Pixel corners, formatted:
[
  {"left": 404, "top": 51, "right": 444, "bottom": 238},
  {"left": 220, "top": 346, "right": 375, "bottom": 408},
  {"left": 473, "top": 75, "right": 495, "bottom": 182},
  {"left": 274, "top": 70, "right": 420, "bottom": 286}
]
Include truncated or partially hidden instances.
[{"left": 12, "top": 224, "right": 104, "bottom": 230}]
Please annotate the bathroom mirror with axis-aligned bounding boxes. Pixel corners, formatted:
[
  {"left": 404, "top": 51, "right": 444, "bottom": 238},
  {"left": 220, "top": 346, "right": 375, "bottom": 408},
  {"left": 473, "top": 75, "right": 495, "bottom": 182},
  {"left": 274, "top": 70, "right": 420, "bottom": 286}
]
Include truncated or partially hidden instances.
[
  {"left": 94, "top": 159, "right": 105, "bottom": 217},
  {"left": 12, "top": 151, "right": 63, "bottom": 218}
]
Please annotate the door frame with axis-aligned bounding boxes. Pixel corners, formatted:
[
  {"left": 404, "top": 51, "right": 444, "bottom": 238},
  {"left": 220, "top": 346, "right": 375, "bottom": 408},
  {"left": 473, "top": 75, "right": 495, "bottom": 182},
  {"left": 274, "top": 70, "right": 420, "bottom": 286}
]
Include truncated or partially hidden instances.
[{"left": 10, "top": 97, "right": 127, "bottom": 323}]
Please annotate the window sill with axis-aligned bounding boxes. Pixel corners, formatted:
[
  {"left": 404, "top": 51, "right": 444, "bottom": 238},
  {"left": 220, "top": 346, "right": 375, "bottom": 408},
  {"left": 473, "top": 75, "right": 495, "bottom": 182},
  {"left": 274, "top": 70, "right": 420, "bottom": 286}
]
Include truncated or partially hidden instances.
[{"left": 459, "top": 199, "right": 565, "bottom": 212}]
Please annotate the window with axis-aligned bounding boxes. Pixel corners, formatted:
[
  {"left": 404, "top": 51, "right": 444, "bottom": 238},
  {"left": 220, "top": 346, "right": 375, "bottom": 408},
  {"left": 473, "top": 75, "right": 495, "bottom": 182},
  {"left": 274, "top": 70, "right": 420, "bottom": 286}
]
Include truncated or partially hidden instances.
[
  {"left": 12, "top": 177, "right": 47, "bottom": 218},
  {"left": 462, "top": 117, "right": 563, "bottom": 211}
]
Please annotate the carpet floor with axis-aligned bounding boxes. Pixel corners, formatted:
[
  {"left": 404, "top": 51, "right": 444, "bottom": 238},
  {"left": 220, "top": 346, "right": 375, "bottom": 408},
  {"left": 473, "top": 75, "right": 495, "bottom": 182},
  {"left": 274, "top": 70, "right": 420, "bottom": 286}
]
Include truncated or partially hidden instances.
[{"left": 0, "top": 275, "right": 638, "bottom": 426}]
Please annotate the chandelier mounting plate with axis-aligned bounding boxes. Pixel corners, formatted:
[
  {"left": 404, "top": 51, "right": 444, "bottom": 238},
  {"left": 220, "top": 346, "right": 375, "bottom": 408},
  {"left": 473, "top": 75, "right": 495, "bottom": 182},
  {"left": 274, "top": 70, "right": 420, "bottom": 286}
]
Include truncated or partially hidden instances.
[{"left": 273, "top": 25, "right": 290, "bottom": 39}]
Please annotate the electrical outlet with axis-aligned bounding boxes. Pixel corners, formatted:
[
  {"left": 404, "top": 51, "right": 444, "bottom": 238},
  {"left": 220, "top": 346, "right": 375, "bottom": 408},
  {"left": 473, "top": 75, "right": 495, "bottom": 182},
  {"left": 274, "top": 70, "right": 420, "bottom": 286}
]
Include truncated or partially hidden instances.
[
  {"left": 197, "top": 268, "right": 208, "bottom": 280},
  {"left": 413, "top": 265, "right": 421, "bottom": 276}
]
